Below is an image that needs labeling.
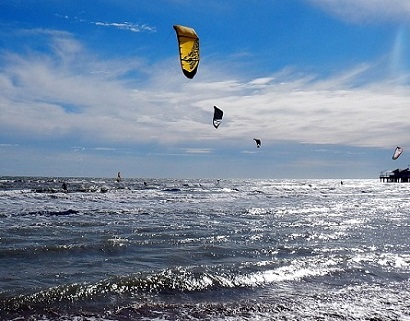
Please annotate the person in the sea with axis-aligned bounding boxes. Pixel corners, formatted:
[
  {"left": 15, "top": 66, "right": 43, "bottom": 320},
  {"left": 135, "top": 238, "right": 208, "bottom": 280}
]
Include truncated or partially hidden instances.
[
  {"left": 116, "top": 172, "right": 121, "bottom": 182},
  {"left": 62, "top": 182, "right": 68, "bottom": 192}
]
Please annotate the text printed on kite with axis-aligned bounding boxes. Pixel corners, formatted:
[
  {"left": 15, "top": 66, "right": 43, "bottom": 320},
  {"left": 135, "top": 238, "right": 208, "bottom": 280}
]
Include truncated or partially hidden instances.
[{"left": 173, "top": 25, "right": 200, "bottom": 79}]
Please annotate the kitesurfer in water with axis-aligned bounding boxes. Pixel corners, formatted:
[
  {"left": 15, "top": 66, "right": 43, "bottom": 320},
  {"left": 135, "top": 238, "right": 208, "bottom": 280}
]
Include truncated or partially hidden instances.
[{"left": 116, "top": 172, "right": 121, "bottom": 183}]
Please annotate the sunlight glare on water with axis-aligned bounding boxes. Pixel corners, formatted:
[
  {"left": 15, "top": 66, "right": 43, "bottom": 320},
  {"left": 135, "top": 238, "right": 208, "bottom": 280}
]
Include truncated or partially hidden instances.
[{"left": 1, "top": 177, "right": 410, "bottom": 320}]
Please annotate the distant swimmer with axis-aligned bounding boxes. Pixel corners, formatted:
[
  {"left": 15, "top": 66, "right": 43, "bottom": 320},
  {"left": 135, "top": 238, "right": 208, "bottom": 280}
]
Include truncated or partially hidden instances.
[
  {"left": 62, "top": 182, "right": 68, "bottom": 192},
  {"left": 116, "top": 172, "right": 121, "bottom": 182},
  {"left": 340, "top": 180, "right": 343, "bottom": 185}
]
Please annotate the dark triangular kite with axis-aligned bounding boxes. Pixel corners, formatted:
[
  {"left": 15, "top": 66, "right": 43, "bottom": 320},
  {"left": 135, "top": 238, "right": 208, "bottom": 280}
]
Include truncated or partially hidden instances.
[
  {"left": 254, "top": 138, "right": 261, "bottom": 148},
  {"left": 213, "top": 106, "right": 223, "bottom": 129}
]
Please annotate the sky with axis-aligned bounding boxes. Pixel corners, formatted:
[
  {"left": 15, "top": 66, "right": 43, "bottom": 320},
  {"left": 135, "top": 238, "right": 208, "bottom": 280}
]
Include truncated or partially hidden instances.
[{"left": 1, "top": 0, "right": 410, "bottom": 179}]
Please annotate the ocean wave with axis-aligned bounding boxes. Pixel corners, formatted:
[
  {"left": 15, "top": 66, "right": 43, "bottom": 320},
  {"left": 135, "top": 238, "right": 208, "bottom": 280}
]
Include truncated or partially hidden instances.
[
  {"left": 0, "top": 256, "right": 342, "bottom": 312},
  {"left": 2, "top": 178, "right": 410, "bottom": 320},
  {"left": 2, "top": 281, "right": 410, "bottom": 320},
  {"left": 0, "top": 236, "right": 132, "bottom": 260},
  {"left": 25, "top": 209, "right": 80, "bottom": 216}
]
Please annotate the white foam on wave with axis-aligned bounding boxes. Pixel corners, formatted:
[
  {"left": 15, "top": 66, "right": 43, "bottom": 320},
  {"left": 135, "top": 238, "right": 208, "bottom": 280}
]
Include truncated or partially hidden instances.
[
  {"left": 246, "top": 207, "right": 272, "bottom": 215},
  {"left": 352, "top": 252, "right": 410, "bottom": 270},
  {"left": 106, "top": 237, "right": 129, "bottom": 247},
  {"left": 232, "top": 257, "right": 341, "bottom": 287}
]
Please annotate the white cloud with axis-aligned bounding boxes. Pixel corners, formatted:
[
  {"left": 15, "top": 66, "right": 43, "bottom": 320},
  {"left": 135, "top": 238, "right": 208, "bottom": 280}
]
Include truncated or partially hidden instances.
[
  {"left": 185, "top": 148, "right": 213, "bottom": 154},
  {"left": 309, "top": 0, "right": 410, "bottom": 22},
  {"left": 55, "top": 13, "right": 156, "bottom": 33},
  {"left": 1, "top": 29, "right": 410, "bottom": 153},
  {"left": 93, "top": 147, "right": 117, "bottom": 151},
  {"left": 0, "top": 143, "right": 19, "bottom": 147},
  {"left": 93, "top": 21, "right": 156, "bottom": 33}
]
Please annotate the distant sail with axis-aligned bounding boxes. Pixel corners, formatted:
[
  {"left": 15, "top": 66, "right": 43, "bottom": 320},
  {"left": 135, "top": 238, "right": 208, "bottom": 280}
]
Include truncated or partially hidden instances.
[
  {"left": 254, "top": 138, "right": 261, "bottom": 148},
  {"left": 213, "top": 106, "right": 223, "bottom": 129},
  {"left": 173, "top": 25, "right": 200, "bottom": 79},
  {"left": 392, "top": 146, "right": 403, "bottom": 160}
]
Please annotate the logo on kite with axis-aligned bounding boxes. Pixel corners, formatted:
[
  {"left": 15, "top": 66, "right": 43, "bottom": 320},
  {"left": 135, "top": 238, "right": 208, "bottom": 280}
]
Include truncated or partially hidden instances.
[
  {"left": 213, "top": 106, "right": 223, "bottom": 129},
  {"left": 173, "top": 25, "right": 200, "bottom": 79},
  {"left": 392, "top": 146, "right": 403, "bottom": 160},
  {"left": 254, "top": 138, "right": 261, "bottom": 148}
]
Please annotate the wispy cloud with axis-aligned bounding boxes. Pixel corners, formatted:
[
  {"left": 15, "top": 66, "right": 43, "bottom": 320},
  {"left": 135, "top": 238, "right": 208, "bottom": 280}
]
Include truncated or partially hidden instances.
[
  {"left": 1, "top": 29, "right": 409, "bottom": 154},
  {"left": 185, "top": 148, "right": 213, "bottom": 154},
  {"left": 92, "top": 147, "right": 117, "bottom": 151},
  {"left": 92, "top": 21, "right": 156, "bottom": 33},
  {"left": 55, "top": 13, "right": 156, "bottom": 33},
  {"left": 0, "top": 143, "right": 19, "bottom": 147}
]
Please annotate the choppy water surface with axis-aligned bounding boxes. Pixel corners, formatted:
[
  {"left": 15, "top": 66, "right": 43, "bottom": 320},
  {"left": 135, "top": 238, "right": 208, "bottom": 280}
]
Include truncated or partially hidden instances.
[{"left": 1, "top": 177, "right": 410, "bottom": 320}]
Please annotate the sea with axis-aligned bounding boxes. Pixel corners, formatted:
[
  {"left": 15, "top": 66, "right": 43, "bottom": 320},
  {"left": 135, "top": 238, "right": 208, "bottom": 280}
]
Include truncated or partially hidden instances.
[{"left": 1, "top": 177, "right": 410, "bottom": 321}]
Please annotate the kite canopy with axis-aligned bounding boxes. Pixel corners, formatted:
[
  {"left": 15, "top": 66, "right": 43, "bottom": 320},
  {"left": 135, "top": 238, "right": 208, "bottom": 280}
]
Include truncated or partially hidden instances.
[
  {"left": 392, "top": 146, "right": 403, "bottom": 160},
  {"left": 254, "top": 138, "right": 261, "bottom": 148},
  {"left": 213, "top": 106, "right": 223, "bottom": 129},
  {"left": 173, "top": 25, "right": 200, "bottom": 79}
]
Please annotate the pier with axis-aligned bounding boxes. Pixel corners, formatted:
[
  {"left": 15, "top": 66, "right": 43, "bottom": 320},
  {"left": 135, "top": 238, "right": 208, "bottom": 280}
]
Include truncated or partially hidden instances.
[{"left": 380, "top": 168, "right": 410, "bottom": 182}]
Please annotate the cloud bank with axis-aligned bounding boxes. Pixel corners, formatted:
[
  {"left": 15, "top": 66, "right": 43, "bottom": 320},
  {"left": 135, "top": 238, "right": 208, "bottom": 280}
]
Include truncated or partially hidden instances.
[{"left": 1, "top": 29, "right": 409, "bottom": 154}]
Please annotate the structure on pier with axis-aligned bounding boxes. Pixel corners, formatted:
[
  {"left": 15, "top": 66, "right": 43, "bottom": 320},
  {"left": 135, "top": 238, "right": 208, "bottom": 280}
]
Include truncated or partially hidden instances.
[{"left": 380, "top": 168, "right": 410, "bottom": 182}]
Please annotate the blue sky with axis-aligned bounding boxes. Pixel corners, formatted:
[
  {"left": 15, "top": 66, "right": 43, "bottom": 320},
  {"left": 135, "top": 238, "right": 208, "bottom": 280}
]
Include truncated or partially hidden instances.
[{"left": 1, "top": 0, "right": 410, "bottom": 179}]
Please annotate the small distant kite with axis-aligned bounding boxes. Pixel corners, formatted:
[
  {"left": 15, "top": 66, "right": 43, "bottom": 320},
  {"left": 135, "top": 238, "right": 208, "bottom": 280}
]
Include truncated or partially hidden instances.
[
  {"left": 213, "top": 106, "right": 223, "bottom": 129},
  {"left": 254, "top": 138, "right": 261, "bottom": 148},
  {"left": 392, "top": 146, "right": 403, "bottom": 160},
  {"left": 173, "top": 24, "right": 200, "bottom": 79}
]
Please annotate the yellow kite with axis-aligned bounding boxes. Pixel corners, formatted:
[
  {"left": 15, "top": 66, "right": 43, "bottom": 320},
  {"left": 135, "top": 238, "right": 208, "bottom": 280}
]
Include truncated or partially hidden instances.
[{"left": 173, "top": 25, "right": 200, "bottom": 79}]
